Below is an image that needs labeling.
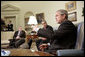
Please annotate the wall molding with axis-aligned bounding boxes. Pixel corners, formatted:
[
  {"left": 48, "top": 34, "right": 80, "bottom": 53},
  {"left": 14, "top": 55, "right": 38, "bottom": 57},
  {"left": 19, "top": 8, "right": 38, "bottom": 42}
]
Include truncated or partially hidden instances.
[{"left": 1, "top": 4, "right": 20, "bottom": 12}]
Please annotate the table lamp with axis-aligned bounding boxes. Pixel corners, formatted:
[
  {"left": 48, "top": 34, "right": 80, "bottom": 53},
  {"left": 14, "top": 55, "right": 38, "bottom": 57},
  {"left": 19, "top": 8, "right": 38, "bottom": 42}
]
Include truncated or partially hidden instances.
[{"left": 27, "top": 16, "right": 38, "bottom": 35}]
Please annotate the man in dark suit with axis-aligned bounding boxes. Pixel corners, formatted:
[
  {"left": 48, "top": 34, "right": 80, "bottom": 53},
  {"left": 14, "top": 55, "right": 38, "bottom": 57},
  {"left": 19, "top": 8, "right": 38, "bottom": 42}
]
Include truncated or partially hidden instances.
[
  {"left": 1, "top": 19, "right": 6, "bottom": 31},
  {"left": 33, "top": 9, "right": 77, "bottom": 54},
  {"left": 7, "top": 21, "right": 13, "bottom": 31},
  {"left": 35, "top": 20, "right": 54, "bottom": 51},
  {"left": 1, "top": 19, "right": 5, "bottom": 25},
  {"left": 9, "top": 26, "right": 26, "bottom": 48}
]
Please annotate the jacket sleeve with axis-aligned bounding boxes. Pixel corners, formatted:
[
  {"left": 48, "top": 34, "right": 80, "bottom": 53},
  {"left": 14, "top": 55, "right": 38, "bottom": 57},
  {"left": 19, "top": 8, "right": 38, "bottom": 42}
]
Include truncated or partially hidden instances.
[
  {"left": 37, "top": 26, "right": 54, "bottom": 39},
  {"left": 23, "top": 31, "right": 26, "bottom": 38},
  {"left": 51, "top": 21, "right": 77, "bottom": 39},
  {"left": 13, "top": 31, "right": 17, "bottom": 39},
  {"left": 20, "top": 31, "right": 26, "bottom": 38}
]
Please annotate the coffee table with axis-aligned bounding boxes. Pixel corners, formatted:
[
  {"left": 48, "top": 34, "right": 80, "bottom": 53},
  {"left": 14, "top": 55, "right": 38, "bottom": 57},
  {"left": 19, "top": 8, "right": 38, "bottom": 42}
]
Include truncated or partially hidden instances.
[
  {"left": 4, "top": 49, "right": 54, "bottom": 56},
  {"left": 34, "top": 51, "right": 54, "bottom": 56}
]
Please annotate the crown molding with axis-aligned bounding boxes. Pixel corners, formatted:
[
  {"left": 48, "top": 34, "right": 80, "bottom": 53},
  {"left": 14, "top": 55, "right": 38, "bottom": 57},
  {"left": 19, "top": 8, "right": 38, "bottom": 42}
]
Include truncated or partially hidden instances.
[{"left": 1, "top": 4, "right": 20, "bottom": 12}]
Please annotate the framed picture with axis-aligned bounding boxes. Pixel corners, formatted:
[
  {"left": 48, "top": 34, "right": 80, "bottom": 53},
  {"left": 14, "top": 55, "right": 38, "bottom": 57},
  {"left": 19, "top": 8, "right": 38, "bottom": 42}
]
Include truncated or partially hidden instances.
[
  {"left": 65, "top": 1, "right": 76, "bottom": 12},
  {"left": 68, "top": 12, "right": 77, "bottom": 21},
  {"left": 36, "top": 13, "right": 44, "bottom": 24}
]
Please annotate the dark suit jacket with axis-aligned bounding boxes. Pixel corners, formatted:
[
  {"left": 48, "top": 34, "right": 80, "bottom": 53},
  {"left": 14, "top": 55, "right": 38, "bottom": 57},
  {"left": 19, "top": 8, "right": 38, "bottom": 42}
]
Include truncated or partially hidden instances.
[
  {"left": 13, "top": 30, "right": 26, "bottom": 39},
  {"left": 38, "top": 20, "right": 77, "bottom": 50},
  {"left": 7, "top": 24, "right": 13, "bottom": 31},
  {"left": 37, "top": 25, "right": 54, "bottom": 43},
  {"left": 1, "top": 19, "right": 5, "bottom": 25}
]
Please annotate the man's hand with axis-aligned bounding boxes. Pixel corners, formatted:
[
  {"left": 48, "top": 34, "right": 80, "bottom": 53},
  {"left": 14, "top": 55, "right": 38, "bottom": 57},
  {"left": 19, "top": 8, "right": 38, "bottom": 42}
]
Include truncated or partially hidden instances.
[
  {"left": 39, "top": 44, "right": 48, "bottom": 51},
  {"left": 32, "top": 25, "right": 39, "bottom": 32},
  {"left": 16, "top": 36, "right": 20, "bottom": 39},
  {"left": 41, "top": 37, "right": 47, "bottom": 40},
  {"left": 39, "top": 44, "right": 48, "bottom": 47}
]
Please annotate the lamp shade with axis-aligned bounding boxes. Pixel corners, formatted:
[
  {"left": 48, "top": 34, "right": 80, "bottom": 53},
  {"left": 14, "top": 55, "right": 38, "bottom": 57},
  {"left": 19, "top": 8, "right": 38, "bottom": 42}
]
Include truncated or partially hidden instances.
[{"left": 28, "top": 16, "right": 38, "bottom": 25}]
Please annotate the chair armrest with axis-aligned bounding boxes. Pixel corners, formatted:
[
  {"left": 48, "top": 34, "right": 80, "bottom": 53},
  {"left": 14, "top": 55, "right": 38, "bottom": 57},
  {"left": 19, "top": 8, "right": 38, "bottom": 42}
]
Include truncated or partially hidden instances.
[{"left": 57, "top": 49, "right": 84, "bottom": 56}]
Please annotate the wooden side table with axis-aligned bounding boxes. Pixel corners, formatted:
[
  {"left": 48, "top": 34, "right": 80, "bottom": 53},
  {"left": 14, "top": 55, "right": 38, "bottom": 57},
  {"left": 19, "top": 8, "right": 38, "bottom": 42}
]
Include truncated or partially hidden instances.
[
  {"left": 27, "top": 35, "right": 38, "bottom": 39},
  {"left": 26, "top": 35, "right": 38, "bottom": 42}
]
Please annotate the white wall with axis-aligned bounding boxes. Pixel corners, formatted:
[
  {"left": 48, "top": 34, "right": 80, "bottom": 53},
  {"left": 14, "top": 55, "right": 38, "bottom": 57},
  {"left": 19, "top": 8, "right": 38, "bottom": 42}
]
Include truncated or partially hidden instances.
[
  {"left": 42, "top": 1, "right": 84, "bottom": 27},
  {"left": 1, "top": 1, "right": 84, "bottom": 30}
]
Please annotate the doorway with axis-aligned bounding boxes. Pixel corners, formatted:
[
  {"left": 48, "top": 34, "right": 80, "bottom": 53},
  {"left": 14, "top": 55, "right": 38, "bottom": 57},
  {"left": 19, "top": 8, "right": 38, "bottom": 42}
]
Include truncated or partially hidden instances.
[{"left": 4, "top": 16, "right": 16, "bottom": 31}]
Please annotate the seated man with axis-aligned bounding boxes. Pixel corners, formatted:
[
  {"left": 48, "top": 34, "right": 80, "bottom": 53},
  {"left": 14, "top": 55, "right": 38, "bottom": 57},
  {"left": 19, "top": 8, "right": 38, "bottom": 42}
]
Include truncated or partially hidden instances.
[
  {"left": 33, "top": 9, "right": 77, "bottom": 55},
  {"left": 35, "top": 20, "right": 54, "bottom": 51},
  {"left": 1, "top": 19, "right": 6, "bottom": 31},
  {"left": 9, "top": 26, "right": 26, "bottom": 48},
  {"left": 7, "top": 20, "right": 13, "bottom": 31}
]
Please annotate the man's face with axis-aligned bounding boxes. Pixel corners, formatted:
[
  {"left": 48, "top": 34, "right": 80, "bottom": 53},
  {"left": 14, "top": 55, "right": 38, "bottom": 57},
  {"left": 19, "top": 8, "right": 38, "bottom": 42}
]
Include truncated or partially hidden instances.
[
  {"left": 55, "top": 12, "right": 65, "bottom": 24},
  {"left": 9, "top": 21, "right": 11, "bottom": 24},
  {"left": 42, "top": 22, "right": 47, "bottom": 28},
  {"left": 18, "top": 27, "right": 22, "bottom": 31}
]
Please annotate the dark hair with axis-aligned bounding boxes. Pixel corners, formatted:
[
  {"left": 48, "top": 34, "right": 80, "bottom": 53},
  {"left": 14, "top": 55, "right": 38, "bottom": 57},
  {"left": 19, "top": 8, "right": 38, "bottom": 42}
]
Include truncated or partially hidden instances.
[
  {"left": 42, "top": 20, "right": 47, "bottom": 24},
  {"left": 1, "top": 19, "right": 5, "bottom": 25},
  {"left": 9, "top": 20, "right": 11, "bottom": 23}
]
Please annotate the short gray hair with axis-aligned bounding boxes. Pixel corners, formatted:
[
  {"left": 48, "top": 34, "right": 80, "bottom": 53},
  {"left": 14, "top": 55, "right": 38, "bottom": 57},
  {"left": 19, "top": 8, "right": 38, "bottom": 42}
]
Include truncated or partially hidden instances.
[{"left": 57, "top": 9, "right": 68, "bottom": 19}]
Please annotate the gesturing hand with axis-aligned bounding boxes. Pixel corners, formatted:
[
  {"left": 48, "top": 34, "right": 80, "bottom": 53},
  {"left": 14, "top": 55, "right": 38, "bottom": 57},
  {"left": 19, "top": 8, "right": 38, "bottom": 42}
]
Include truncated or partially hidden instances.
[
  {"left": 39, "top": 44, "right": 48, "bottom": 51},
  {"left": 32, "top": 25, "right": 39, "bottom": 32},
  {"left": 41, "top": 37, "right": 47, "bottom": 40}
]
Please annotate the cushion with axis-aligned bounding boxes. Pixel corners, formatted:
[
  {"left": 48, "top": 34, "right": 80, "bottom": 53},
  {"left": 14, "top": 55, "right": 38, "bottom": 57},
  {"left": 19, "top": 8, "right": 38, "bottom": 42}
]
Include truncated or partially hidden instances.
[{"left": 1, "top": 40, "right": 10, "bottom": 44}]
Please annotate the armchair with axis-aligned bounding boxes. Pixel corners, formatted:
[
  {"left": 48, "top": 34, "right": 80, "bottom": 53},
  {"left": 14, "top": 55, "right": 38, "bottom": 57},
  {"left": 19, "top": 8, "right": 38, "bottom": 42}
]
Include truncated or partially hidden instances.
[{"left": 57, "top": 22, "right": 84, "bottom": 56}]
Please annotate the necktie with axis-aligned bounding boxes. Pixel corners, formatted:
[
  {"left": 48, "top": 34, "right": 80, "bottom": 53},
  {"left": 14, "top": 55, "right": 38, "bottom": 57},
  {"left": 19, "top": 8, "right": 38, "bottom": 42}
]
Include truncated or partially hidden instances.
[{"left": 18, "top": 31, "right": 21, "bottom": 36}]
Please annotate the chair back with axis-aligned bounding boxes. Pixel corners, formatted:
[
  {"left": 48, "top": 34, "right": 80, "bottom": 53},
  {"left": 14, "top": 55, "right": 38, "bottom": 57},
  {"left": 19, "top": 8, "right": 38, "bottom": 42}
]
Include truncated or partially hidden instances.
[{"left": 75, "top": 22, "right": 84, "bottom": 50}]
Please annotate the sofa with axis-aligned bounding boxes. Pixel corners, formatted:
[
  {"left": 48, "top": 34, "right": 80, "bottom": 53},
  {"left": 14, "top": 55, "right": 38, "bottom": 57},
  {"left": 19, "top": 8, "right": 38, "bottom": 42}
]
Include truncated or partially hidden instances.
[{"left": 1, "top": 31, "right": 15, "bottom": 44}]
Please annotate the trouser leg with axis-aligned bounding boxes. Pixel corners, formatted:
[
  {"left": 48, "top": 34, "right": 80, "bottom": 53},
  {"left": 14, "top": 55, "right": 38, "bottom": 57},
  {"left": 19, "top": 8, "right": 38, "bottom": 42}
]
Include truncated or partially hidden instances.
[
  {"left": 28, "top": 38, "right": 32, "bottom": 49},
  {"left": 36, "top": 39, "right": 43, "bottom": 51},
  {"left": 15, "top": 38, "right": 25, "bottom": 48},
  {"left": 9, "top": 39, "right": 17, "bottom": 48}
]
